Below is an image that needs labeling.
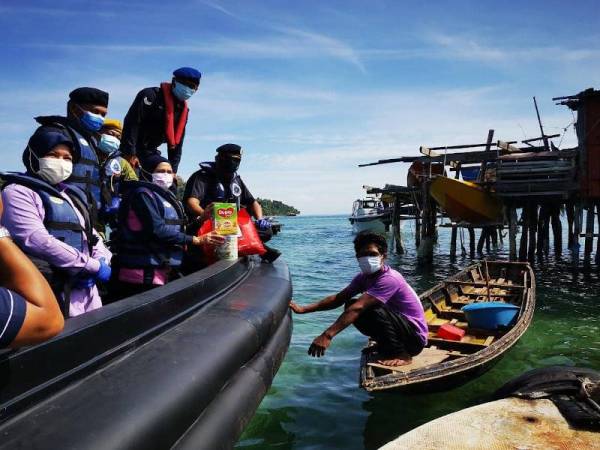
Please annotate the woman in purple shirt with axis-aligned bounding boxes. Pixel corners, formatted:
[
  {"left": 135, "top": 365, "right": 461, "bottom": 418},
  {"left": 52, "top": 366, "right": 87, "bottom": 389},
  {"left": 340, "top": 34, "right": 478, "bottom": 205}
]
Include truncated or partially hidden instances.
[
  {"left": 290, "top": 232, "right": 428, "bottom": 367},
  {"left": 1, "top": 126, "right": 112, "bottom": 317}
]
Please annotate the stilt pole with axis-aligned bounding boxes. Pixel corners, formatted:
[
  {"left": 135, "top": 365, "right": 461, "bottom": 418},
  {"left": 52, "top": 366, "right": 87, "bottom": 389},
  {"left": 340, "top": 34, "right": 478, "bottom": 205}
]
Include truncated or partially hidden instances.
[
  {"left": 584, "top": 203, "right": 595, "bottom": 266},
  {"left": 468, "top": 227, "right": 475, "bottom": 259},
  {"left": 450, "top": 224, "right": 457, "bottom": 259},
  {"left": 477, "top": 227, "right": 487, "bottom": 255},
  {"left": 551, "top": 205, "right": 562, "bottom": 258},
  {"left": 567, "top": 201, "right": 575, "bottom": 250},
  {"left": 519, "top": 207, "right": 529, "bottom": 261},
  {"left": 596, "top": 202, "right": 600, "bottom": 265},
  {"left": 528, "top": 204, "right": 538, "bottom": 262},
  {"left": 508, "top": 208, "right": 517, "bottom": 261},
  {"left": 573, "top": 202, "right": 582, "bottom": 266}
]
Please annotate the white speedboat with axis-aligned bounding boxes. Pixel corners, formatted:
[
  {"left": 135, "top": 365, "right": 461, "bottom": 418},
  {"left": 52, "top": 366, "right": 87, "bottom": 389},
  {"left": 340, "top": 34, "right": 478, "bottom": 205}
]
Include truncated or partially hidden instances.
[{"left": 348, "top": 198, "right": 391, "bottom": 234}]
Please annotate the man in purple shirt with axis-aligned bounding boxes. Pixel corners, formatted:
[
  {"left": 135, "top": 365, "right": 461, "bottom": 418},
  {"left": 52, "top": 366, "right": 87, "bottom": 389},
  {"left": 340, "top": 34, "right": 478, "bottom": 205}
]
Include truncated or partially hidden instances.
[{"left": 290, "top": 232, "right": 428, "bottom": 366}]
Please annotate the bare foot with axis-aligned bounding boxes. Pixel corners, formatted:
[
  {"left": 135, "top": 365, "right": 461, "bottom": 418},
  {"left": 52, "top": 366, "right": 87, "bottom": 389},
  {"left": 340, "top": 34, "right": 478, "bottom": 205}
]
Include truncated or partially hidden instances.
[{"left": 376, "top": 355, "right": 412, "bottom": 367}]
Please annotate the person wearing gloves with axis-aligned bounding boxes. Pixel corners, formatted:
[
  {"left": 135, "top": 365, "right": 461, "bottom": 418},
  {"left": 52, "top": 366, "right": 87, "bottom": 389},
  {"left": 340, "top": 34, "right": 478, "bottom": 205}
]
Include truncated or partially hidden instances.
[
  {"left": 183, "top": 144, "right": 280, "bottom": 265},
  {"left": 110, "top": 155, "right": 223, "bottom": 299},
  {"left": 120, "top": 67, "right": 201, "bottom": 175},
  {"left": 1, "top": 126, "right": 112, "bottom": 317},
  {"left": 184, "top": 144, "right": 274, "bottom": 232},
  {"left": 289, "top": 231, "right": 428, "bottom": 367}
]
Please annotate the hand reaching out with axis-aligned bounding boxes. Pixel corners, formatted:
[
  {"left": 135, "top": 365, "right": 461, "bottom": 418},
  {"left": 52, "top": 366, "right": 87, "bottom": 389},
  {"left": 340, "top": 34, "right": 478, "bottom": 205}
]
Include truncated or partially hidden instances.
[
  {"left": 289, "top": 300, "right": 306, "bottom": 314},
  {"left": 308, "top": 333, "right": 331, "bottom": 357}
]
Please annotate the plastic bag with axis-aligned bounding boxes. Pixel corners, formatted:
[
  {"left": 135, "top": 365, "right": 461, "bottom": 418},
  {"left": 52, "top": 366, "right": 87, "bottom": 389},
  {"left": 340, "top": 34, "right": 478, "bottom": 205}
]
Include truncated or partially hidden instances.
[{"left": 237, "top": 208, "right": 266, "bottom": 256}]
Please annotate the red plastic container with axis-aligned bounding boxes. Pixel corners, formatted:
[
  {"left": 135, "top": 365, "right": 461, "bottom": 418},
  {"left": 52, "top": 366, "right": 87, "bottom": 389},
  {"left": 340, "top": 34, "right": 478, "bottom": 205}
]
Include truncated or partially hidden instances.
[{"left": 438, "top": 324, "right": 465, "bottom": 341}]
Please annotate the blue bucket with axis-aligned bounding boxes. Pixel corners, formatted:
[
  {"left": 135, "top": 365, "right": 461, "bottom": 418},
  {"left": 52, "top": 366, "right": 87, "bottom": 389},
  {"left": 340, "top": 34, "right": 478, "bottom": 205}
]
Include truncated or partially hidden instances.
[{"left": 461, "top": 302, "right": 519, "bottom": 330}]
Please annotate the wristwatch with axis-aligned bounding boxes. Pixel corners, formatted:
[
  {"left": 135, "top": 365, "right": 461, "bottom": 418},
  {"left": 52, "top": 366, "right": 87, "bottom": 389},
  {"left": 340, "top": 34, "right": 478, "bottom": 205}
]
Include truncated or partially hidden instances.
[{"left": 0, "top": 226, "right": 11, "bottom": 239}]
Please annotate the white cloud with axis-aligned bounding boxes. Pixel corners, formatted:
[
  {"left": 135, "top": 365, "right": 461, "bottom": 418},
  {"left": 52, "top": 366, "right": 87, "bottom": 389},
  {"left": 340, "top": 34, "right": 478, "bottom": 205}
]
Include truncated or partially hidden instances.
[
  {"left": 197, "top": 0, "right": 240, "bottom": 20},
  {"left": 22, "top": 29, "right": 366, "bottom": 71},
  {"left": 423, "top": 31, "right": 600, "bottom": 64}
]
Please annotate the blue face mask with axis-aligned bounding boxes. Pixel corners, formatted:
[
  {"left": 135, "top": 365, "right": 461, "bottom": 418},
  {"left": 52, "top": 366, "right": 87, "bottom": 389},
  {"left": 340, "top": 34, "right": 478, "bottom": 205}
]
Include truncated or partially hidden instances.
[
  {"left": 79, "top": 109, "right": 105, "bottom": 132},
  {"left": 98, "top": 134, "right": 120, "bottom": 155},
  {"left": 172, "top": 81, "right": 196, "bottom": 101}
]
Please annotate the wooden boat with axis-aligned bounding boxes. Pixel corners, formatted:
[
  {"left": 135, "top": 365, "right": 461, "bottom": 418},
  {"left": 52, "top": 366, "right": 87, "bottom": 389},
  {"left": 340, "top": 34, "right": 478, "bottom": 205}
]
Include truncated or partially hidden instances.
[
  {"left": 407, "top": 161, "right": 446, "bottom": 188},
  {"left": 0, "top": 257, "right": 292, "bottom": 449},
  {"left": 360, "top": 261, "right": 535, "bottom": 392},
  {"left": 429, "top": 176, "right": 503, "bottom": 224},
  {"left": 381, "top": 366, "right": 600, "bottom": 449}
]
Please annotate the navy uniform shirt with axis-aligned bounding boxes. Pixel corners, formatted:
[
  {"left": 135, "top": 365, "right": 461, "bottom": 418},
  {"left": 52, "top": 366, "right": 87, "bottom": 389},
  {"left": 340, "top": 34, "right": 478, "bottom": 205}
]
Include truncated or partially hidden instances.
[
  {"left": 0, "top": 288, "right": 26, "bottom": 348},
  {"left": 184, "top": 169, "right": 255, "bottom": 211},
  {"left": 120, "top": 87, "right": 187, "bottom": 173}
]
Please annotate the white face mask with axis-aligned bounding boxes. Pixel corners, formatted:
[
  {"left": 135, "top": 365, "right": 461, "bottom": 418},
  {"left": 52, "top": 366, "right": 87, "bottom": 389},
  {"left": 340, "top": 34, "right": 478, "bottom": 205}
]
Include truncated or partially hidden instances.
[
  {"left": 358, "top": 256, "right": 382, "bottom": 275},
  {"left": 152, "top": 172, "right": 173, "bottom": 189},
  {"left": 37, "top": 157, "right": 73, "bottom": 185}
]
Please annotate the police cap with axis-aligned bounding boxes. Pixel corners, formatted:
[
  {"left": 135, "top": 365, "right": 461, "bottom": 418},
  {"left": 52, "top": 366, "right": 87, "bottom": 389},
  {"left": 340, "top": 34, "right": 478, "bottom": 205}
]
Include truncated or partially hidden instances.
[
  {"left": 173, "top": 67, "right": 202, "bottom": 81},
  {"left": 69, "top": 87, "right": 109, "bottom": 107},
  {"left": 215, "top": 143, "right": 243, "bottom": 157}
]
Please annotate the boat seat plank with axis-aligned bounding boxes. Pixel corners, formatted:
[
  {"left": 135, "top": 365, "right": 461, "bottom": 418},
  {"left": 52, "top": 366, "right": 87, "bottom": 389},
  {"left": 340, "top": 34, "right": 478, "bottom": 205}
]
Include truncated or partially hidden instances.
[
  {"left": 458, "top": 291, "right": 514, "bottom": 299},
  {"left": 427, "top": 317, "right": 448, "bottom": 327},
  {"left": 450, "top": 280, "right": 525, "bottom": 289},
  {"left": 436, "top": 308, "right": 465, "bottom": 320},
  {"left": 461, "top": 285, "right": 474, "bottom": 294},
  {"left": 367, "top": 348, "right": 451, "bottom": 373},
  {"left": 427, "top": 337, "right": 488, "bottom": 352}
]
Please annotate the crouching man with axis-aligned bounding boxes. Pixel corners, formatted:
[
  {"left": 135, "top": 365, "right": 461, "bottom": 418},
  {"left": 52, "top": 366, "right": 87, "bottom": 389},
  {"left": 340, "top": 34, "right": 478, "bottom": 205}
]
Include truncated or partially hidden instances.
[{"left": 290, "top": 232, "right": 428, "bottom": 366}]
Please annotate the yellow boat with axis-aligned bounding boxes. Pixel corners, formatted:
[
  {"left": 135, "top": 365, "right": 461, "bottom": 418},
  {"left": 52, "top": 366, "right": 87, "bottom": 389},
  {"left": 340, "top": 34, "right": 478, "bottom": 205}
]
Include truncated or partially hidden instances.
[{"left": 430, "top": 176, "right": 503, "bottom": 224}]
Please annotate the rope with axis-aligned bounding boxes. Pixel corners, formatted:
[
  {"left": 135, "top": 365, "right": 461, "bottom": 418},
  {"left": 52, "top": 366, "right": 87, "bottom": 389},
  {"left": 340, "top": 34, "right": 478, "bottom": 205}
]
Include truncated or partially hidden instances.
[{"left": 557, "top": 110, "right": 576, "bottom": 149}]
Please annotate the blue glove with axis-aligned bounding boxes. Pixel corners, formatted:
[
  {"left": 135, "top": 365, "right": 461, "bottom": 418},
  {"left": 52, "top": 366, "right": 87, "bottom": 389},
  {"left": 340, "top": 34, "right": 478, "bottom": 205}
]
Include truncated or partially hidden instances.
[
  {"left": 256, "top": 218, "right": 271, "bottom": 230},
  {"left": 74, "top": 274, "right": 96, "bottom": 289},
  {"left": 95, "top": 258, "right": 112, "bottom": 283},
  {"left": 107, "top": 197, "right": 120, "bottom": 214}
]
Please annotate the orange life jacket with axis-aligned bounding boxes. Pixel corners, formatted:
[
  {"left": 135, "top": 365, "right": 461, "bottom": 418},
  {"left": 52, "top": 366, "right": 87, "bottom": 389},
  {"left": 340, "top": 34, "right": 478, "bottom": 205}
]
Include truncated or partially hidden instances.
[{"left": 160, "top": 82, "right": 189, "bottom": 148}]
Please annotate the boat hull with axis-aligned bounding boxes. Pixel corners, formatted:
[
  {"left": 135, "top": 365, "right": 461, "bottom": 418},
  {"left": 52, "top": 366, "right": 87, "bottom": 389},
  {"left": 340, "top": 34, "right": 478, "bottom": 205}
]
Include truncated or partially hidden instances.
[
  {"left": 350, "top": 216, "right": 388, "bottom": 234},
  {"left": 0, "top": 257, "right": 292, "bottom": 449},
  {"left": 381, "top": 397, "right": 600, "bottom": 449},
  {"left": 430, "top": 176, "right": 503, "bottom": 224},
  {"left": 360, "top": 261, "right": 535, "bottom": 392}
]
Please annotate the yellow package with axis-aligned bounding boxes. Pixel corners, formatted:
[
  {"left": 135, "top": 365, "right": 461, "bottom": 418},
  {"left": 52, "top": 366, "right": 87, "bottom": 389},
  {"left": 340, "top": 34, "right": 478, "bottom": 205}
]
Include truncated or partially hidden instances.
[{"left": 212, "top": 203, "right": 238, "bottom": 235}]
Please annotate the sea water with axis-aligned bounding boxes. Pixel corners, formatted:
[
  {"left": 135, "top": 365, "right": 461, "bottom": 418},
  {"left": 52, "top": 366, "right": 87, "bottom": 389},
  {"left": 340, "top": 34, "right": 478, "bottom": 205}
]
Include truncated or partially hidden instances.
[{"left": 237, "top": 215, "right": 600, "bottom": 450}]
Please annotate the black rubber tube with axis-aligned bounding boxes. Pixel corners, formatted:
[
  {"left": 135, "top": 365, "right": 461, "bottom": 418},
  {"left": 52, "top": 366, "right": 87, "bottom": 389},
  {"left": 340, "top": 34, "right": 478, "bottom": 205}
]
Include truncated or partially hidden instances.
[
  {"left": 0, "top": 260, "right": 292, "bottom": 449},
  {"left": 174, "top": 311, "right": 292, "bottom": 450}
]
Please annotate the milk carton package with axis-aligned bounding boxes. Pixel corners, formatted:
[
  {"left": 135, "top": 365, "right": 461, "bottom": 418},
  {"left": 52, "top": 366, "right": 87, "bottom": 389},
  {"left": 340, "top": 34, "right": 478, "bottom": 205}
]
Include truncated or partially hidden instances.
[
  {"left": 212, "top": 203, "right": 238, "bottom": 236},
  {"left": 212, "top": 203, "right": 239, "bottom": 260}
]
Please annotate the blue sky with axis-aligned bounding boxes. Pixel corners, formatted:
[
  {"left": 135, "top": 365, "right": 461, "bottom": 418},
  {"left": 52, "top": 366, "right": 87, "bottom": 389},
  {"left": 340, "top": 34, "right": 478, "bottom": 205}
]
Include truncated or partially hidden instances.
[{"left": 1, "top": 0, "right": 599, "bottom": 214}]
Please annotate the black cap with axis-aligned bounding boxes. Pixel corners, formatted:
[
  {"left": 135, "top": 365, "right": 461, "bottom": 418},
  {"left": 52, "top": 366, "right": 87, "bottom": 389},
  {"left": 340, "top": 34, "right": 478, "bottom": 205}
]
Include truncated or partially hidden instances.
[
  {"left": 69, "top": 87, "right": 109, "bottom": 107},
  {"left": 141, "top": 154, "right": 170, "bottom": 178},
  {"left": 215, "top": 143, "right": 242, "bottom": 156}
]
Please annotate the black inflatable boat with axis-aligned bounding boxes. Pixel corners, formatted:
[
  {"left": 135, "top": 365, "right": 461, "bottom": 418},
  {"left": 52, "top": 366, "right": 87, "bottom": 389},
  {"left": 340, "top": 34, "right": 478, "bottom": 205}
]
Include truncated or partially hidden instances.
[{"left": 0, "top": 256, "right": 292, "bottom": 449}]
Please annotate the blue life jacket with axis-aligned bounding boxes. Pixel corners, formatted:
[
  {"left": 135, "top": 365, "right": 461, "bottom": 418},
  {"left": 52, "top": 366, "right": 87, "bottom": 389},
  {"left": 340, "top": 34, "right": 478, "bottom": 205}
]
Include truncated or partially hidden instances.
[
  {"left": 196, "top": 162, "right": 243, "bottom": 209},
  {"left": 115, "top": 181, "right": 187, "bottom": 270},
  {"left": 1, "top": 173, "right": 91, "bottom": 252},
  {"left": 66, "top": 127, "right": 101, "bottom": 208},
  {"left": 99, "top": 152, "right": 125, "bottom": 227}
]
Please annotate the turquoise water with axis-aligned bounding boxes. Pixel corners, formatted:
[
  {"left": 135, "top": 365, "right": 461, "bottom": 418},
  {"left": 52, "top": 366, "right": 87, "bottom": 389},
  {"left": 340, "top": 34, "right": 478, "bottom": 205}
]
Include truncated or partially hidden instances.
[{"left": 238, "top": 215, "right": 600, "bottom": 449}]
